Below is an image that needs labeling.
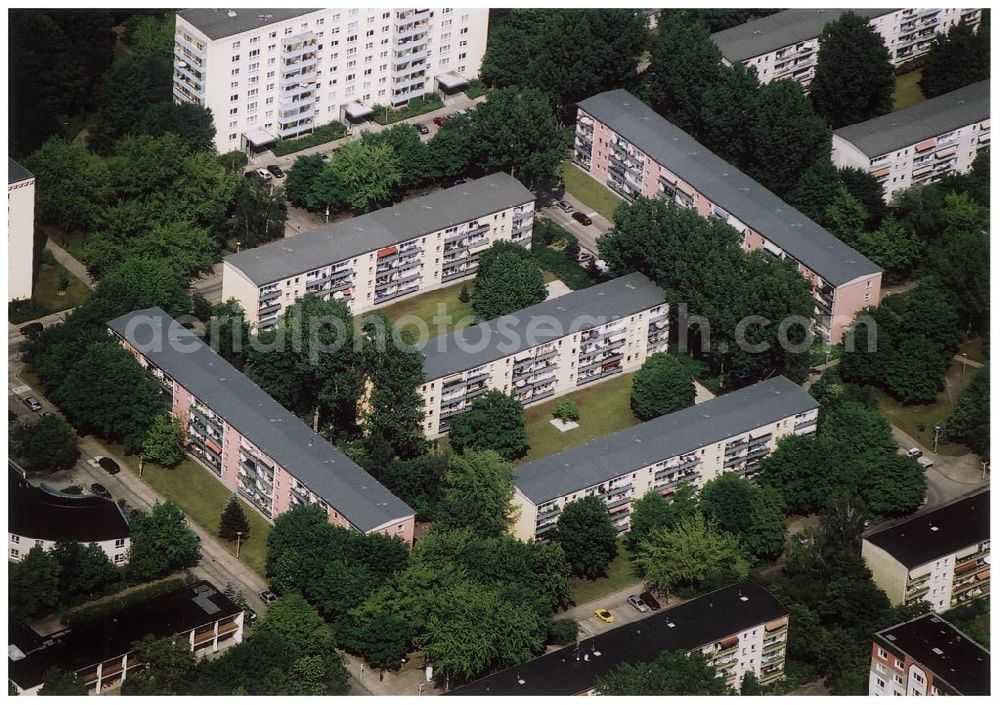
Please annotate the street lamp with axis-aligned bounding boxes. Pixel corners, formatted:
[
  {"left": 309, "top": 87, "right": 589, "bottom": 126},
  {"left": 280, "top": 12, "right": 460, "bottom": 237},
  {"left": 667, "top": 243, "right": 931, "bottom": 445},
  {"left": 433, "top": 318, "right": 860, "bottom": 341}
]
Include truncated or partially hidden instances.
[
  {"left": 933, "top": 424, "right": 943, "bottom": 454},
  {"left": 236, "top": 240, "right": 242, "bottom": 253},
  {"left": 235, "top": 531, "right": 243, "bottom": 559},
  {"left": 961, "top": 352, "right": 969, "bottom": 381}
]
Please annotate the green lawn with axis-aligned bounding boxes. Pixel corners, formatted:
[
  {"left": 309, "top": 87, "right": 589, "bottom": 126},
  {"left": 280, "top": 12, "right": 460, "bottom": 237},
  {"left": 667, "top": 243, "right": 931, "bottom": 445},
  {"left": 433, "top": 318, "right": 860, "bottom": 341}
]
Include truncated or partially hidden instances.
[
  {"left": 562, "top": 161, "right": 624, "bottom": 221},
  {"left": 373, "top": 280, "right": 476, "bottom": 337},
  {"left": 48, "top": 229, "right": 88, "bottom": 262},
  {"left": 569, "top": 538, "right": 640, "bottom": 604},
  {"left": 959, "top": 337, "right": 987, "bottom": 365},
  {"left": 117, "top": 450, "right": 271, "bottom": 577},
  {"left": 9, "top": 261, "right": 91, "bottom": 324},
  {"left": 521, "top": 372, "right": 639, "bottom": 462},
  {"left": 894, "top": 69, "right": 925, "bottom": 111},
  {"left": 874, "top": 360, "right": 973, "bottom": 456}
]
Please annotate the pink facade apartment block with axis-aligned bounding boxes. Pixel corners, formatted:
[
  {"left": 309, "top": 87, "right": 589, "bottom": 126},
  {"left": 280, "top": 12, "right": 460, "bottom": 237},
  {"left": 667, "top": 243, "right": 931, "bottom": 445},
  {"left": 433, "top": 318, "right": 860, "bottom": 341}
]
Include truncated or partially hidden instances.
[
  {"left": 576, "top": 90, "right": 883, "bottom": 344},
  {"left": 108, "top": 307, "right": 415, "bottom": 546}
]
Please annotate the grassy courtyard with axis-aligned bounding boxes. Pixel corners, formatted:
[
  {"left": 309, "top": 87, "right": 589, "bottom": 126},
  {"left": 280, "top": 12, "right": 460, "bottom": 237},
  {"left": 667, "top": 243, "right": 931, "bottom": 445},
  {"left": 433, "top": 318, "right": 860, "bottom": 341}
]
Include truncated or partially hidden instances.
[
  {"left": 373, "top": 279, "right": 476, "bottom": 337},
  {"left": 118, "top": 451, "right": 271, "bottom": 576},
  {"left": 569, "top": 538, "right": 640, "bottom": 604},
  {"left": 520, "top": 372, "right": 639, "bottom": 462},
  {"left": 9, "top": 259, "right": 91, "bottom": 324},
  {"left": 894, "top": 69, "right": 925, "bottom": 110},
  {"left": 562, "top": 161, "right": 624, "bottom": 221}
]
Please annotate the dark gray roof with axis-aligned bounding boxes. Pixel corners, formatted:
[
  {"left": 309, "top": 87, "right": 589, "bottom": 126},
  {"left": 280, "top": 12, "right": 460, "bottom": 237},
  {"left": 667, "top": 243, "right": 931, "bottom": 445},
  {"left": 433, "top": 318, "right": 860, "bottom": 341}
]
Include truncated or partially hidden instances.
[
  {"left": 447, "top": 581, "right": 787, "bottom": 696},
  {"left": 864, "top": 489, "right": 989, "bottom": 569},
  {"left": 578, "top": 90, "right": 881, "bottom": 286},
  {"left": 874, "top": 613, "right": 990, "bottom": 696},
  {"left": 8, "top": 158, "right": 32, "bottom": 184},
  {"left": 178, "top": 8, "right": 318, "bottom": 40},
  {"left": 514, "top": 376, "right": 816, "bottom": 504},
  {"left": 834, "top": 80, "right": 990, "bottom": 158},
  {"left": 107, "top": 308, "right": 413, "bottom": 532},
  {"left": 712, "top": 8, "right": 895, "bottom": 62},
  {"left": 226, "top": 173, "right": 535, "bottom": 286},
  {"left": 419, "top": 273, "right": 666, "bottom": 380}
]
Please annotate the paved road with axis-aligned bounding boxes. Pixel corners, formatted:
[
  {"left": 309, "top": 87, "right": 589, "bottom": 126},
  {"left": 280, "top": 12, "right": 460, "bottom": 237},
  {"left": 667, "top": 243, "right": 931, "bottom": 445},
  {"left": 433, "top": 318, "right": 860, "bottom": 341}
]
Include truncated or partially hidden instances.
[{"left": 539, "top": 188, "right": 613, "bottom": 257}]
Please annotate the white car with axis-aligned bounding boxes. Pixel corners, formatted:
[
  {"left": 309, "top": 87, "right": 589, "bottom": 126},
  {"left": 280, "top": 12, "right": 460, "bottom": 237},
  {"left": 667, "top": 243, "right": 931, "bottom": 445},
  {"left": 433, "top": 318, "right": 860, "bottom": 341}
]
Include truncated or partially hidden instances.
[
  {"left": 627, "top": 595, "right": 649, "bottom": 613},
  {"left": 905, "top": 447, "right": 922, "bottom": 458},
  {"left": 917, "top": 457, "right": 935, "bottom": 469},
  {"left": 255, "top": 168, "right": 273, "bottom": 181}
]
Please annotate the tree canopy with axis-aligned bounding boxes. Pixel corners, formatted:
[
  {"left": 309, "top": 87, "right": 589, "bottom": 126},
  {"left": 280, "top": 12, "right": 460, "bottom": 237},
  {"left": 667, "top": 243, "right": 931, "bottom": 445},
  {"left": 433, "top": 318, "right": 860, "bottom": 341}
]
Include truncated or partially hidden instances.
[
  {"left": 471, "top": 242, "right": 547, "bottom": 320},
  {"left": 920, "top": 22, "right": 990, "bottom": 98},
  {"left": 597, "top": 649, "right": 730, "bottom": 695},
  {"left": 630, "top": 353, "right": 696, "bottom": 420},
  {"left": 447, "top": 390, "right": 529, "bottom": 461},
  {"left": 10, "top": 414, "right": 78, "bottom": 472},
  {"left": 435, "top": 451, "right": 516, "bottom": 538},
  {"left": 553, "top": 496, "right": 619, "bottom": 579}
]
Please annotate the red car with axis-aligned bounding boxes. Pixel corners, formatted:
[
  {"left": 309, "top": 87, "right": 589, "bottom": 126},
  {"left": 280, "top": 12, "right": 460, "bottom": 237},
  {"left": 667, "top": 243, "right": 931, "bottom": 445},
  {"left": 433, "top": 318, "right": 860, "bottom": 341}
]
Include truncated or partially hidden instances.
[
  {"left": 572, "top": 211, "right": 593, "bottom": 226},
  {"left": 640, "top": 591, "right": 662, "bottom": 610},
  {"left": 433, "top": 115, "right": 448, "bottom": 127}
]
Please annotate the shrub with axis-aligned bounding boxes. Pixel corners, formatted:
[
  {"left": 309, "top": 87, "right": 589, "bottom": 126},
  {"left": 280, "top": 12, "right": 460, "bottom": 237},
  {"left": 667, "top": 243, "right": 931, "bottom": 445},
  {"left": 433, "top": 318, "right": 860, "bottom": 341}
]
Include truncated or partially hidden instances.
[
  {"left": 552, "top": 399, "right": 580, "bottom": 423},
  {"left": 272, "top": 120, "right": 348, "bottom": 157},
  {"left": 40, "top": 248, "right": 57, "bottom": 267},
  {"left": 547, "top": 618, "right": 579, "bottom": 645},
  {"left": 370, "top": 94, "right": 444, "bottom": 125}
]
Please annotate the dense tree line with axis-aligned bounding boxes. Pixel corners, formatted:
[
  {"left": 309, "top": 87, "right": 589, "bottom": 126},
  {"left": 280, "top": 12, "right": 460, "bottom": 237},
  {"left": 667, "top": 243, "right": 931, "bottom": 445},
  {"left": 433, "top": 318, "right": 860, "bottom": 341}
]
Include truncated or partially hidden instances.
[
  {"left": 947, "top": 364, "right": 989, "bottom": 456},
  {"left": 598, "top": 198, "right": 815, "bottom": 387},
  {"left": 920, "top": 20, "right": 991, "bottom": 98},
  {"left": 10, "top": 415, "right": 78, "bottom": 472}
]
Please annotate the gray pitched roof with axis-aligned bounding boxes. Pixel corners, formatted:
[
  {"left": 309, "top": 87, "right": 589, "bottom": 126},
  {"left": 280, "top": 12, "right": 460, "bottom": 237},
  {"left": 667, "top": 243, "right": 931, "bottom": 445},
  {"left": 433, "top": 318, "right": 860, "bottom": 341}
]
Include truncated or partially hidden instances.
[
  {"left": 178, "top": 8, "right": 319, "bottom": 40},
  {"left": 711, "top": 8, "right": 895, "bottom": 62},
  {"left": 834, "top": 80, "right": 990, "bottom": 158},
  {"left": 225, "top": 173, "right": 536, "bottom": 286},
  {"left": 514, "top": 376, "right": 817, "bottom": 504},
  {"left": 8, "top": 158, "right": 32, "bottom": 184},
  {"left": 577, "top": 90, "right": 881, "bottom": 286},
  {"left": 419, "top": 273, "right": 667, "bottom": 380},
  {"left": 107, "top": 308, "right": 413, "bottom": 532}
]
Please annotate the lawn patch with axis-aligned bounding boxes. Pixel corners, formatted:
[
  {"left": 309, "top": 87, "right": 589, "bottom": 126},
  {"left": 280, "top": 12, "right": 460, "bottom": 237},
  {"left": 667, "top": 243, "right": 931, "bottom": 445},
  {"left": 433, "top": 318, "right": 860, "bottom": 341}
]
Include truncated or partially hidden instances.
[
  {"left": 569, "top": 538, "right": 640, "bottom": 604},
  {"left": 894, "top": 69, "right": 925, "bottom": 111},
  {"left": 371, "top": 94, "right": 443, "bottom": 125},
  {"left": 521, "top": 372, "right": 639, "bottom": 461},
  {"left": 562, "top": 161, "right": 624, "bottom": 221},
  {"left": 371, "top": 280, "right": 476, "bottom": 337},
  {"left": 9, "top": 260, "right": 91, "bottom": 324}
]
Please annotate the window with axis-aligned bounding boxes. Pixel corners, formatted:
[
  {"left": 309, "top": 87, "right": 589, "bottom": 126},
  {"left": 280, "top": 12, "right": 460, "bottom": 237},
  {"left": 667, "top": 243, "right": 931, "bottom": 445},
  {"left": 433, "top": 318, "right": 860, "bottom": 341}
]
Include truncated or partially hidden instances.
[
  {"left": 232, "top": 54, "right": 240, "bottom": 62},
  {"left": 11, "top": 535, "right": 20, "bottom": 544},
  {"left": 249, "top": 49, "right": 260, "bottom": 58},
  {"left": 10, "top": 548, "right": 19, "bottom": 559},
  {"left": 875, "top": 678, "right": 886, "bottom": 689},
  {"left": 229, "top": 132, "right": 237, "bottom": 141},
  {"left": 877, "top": 648, "right": 888, "bottom": 659},
  {"left": 894, "top": 659, "right": 904, "bottom": 670},
  {"left": 115, "top": 538, "right": 126, "bottom": 548}
]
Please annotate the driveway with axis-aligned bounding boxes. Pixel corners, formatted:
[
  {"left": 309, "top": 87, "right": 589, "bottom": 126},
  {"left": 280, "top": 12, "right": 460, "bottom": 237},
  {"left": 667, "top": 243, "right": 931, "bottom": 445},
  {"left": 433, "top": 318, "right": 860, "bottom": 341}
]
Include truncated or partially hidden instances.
[
  {"left": 889, "top": 424, "right": 987, "bottom": 508},
  {"left": 540, "top": 192, "right": 612, "bottom": 256}
]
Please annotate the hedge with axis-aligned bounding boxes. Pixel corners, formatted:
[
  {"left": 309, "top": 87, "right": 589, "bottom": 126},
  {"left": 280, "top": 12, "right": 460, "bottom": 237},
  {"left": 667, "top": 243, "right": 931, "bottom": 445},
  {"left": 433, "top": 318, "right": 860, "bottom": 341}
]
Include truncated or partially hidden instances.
[
  {"left": 370, "top": 94, "right": 443, "bottom": 125},
  {"left": 61, "top": 574, "right": 193, "bottom": 627},
  {"left": 272, "top": 120, "right": 348, "bottom": 157}
]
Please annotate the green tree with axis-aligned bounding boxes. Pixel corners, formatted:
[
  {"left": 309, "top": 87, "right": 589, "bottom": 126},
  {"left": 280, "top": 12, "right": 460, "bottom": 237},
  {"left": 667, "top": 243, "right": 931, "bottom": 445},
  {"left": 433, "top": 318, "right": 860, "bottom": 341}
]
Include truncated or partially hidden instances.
[
  {"left": 740, "top": 671, "right": 763, "bottom": 695},
  {"left": 121, "top": 635, "right": 197, "bottom": 695},
  {"left": 758, "top": 434, "right": 832, "bottom": 515},
  {"left": 88, "top": 56, "right": 172, "bottom": 153},
  {"left": 219, "top": 496, "right": 251, "bottom": 542},
  {"left": 283, "top": 153, "right": 327, "bottom": 209},
  {"left": 341, "top": 613, "right": 412, "bottom": 672},
  {"left": 377, "top": 454, "right": 450, "bottom": 522},
  {"left": 553, "top": 497, "right": 619, "bottom": 579},
  {"left": 856, "top": 215, "right": 922, "bottom": 282},
  {"left": 748, "top": 80, "right": 831, "bottom": 198},
  {"left": 644, "top": 12, "right": 722, "bottom": 134},
  {"left": 699, "top": 63, "right": 760, "bottom": 164},
  {"left": 447, "top": 390, "right": 529, "bottom": 460},
  {"left": 552, "top": 399, "right": 580, "bottom": 422},
  {"left": 24, "top": 137, "right": 108, "bottom": 231},
  {"left": 137, "top": 101, "right": 216, "bottom": 153},
  {"left": 699, "top": 473, "right": 755, "bottom": 535},
  {"left": 51, "top": 540, "right": 121, "bottom": 606},
  {"left": 205, "top": 299, "right": 251, "bottom": 369},
  {"left": 920, "top": 23, "right": 990, "bottom": 98},
  {"left": 861, "top": 453, "right": 927, "bottom": 518},
  {"left": 38, "top": 667, "right": 88, "bottom": 696},
  {"left": 928, "top": 228, "right": 989, "bottom": 332},
  {"left": 630, "top": 352, "right": 696, "bottom": 420},
  {"left": 362, "top": 123, "right": 432, "bottom": 191},
  {"left": 87, "top": 256, "right": 192, "bottom": 320},
  {"left": 635, "top": 513, "right": 750, "bottom": 597},
  {"left": 838, "top": 166, "right": 887, "bottom": 227},
  {"left": 9, "top": 546, "right": 61, "bottom": 620},
  {"left": 435, "top": 451, "right": 516, "bottom": 538},
  {"left": 227, "top": 178, "right": 288, "bottom": 248},
  {"left": 626, "top": 486, "right": 698, "bottom": 551},
  {"left": 56, "top": 341, "right": 164, "bottom": 453},
  {"left": 810, "top": 11, "right": 895, "bottom": 128},
  {"left": 142, "top": 413, "right": 185, "bottom": 467},
  {"left": 10, "top": 414, "right": 78, "bottom": 472},
  {"left": 597, "top": 650, "right": 730, "bottom": 695},
  {"left": 126, "top": 501, "right": 201, "bottom": 582},
  {"left": 323, "top": 140, "right": 402, "bottom": 213},
  {"left": 823, "top": 185, "right": 868, "bottom": 247},
  {"left": 426, "top": 119, "right": 476, "bottom": 182},
  {"left": 788, "top": 157, "right": 842, "bottom": 226},
  {"left": 744, "top": 484, "right": 788, "bottom": 561},
  {"left": 471, "top": 242, "right": 547, "bottom": 320},
  {"left": 884, "top": 335, "right": 948, "bottom": 403},
  {"left": 948, "top": 365, "right": 989, "bottom": 456}
]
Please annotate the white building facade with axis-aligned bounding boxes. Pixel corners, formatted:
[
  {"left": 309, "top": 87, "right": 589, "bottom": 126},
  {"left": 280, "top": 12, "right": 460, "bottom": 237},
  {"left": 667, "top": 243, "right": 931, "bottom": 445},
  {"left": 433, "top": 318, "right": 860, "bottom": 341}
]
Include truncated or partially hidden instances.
[
  {"left": 173, "top": 7, "right": 489, "bottom": 153},
  {"left": 833, "top": 80, "right": 989, "bottom": 201},
  {"left": 713, "top": 8, "right": 982, "bottom": 87},
  {"left": 8, "top": 159, "right": 34, "bottom": 302}
]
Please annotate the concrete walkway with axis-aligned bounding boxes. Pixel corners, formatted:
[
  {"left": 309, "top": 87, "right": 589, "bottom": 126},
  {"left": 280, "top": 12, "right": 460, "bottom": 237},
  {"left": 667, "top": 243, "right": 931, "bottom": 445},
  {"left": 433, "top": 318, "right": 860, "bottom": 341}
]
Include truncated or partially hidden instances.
[{"left": 42, "top": 233, "right": 95, "bottom": 289}]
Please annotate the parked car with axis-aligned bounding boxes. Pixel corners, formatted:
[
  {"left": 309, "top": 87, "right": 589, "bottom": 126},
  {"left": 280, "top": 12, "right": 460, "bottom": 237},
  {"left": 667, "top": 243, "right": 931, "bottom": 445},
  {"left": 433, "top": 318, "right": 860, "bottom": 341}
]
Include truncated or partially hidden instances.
[
  {"left": 259, "top": 589, "right": 278, "bottom": 605},
  {"left": 22, "top": 396, "right": 42, "bottom": 412},
  {"left": 266, "top": 164, "right": 285, "bottom": 179},
  {"left": 444, "top": 178, "right": 467, "bottom": 189},
  {"left": 320, "top": 152, "right": 331, "bottom": 162},
  {"left": 19, "top": 322, "right": 43, "bottom": 337},
  {"left": 905, "top": 447, "right": 923, "bottom": 458},
  {"left": 255, "top": 168, "right": 273, "bottom": 180},
  {"left": 557, "top": 199, "right": 574, "bottom": 213},
  {"left": 98, "top": 457, "right": 121, "bottom": 475},
  {"left": 245, "top": 608, "right": 259, "bottom": 628},
  {"left": 413, "top": 122, "right": 429, "bottom": 135},
  {"left": 90, "top": 483, "right": 112, "bottom": 500},
  {"left": 917, "top": 457, "right": 935, "bottom": 469},
  {"left": 594, "top": 608, "right": 615, "bottom": 624},
  {"left": 433, "top": 115, "right": 448, "bottom": 127},
  {"left": 639, "top": 591, "right": 661, "bottom": 611},
  {"left": 576, "top": 250, "right": 595, "bottom": 264},
  {"left": 572, "top": 211, "right": 593, "bottom": 226},
  {"left": 627, "top": 595, "right": 649, "bottom": 613}
]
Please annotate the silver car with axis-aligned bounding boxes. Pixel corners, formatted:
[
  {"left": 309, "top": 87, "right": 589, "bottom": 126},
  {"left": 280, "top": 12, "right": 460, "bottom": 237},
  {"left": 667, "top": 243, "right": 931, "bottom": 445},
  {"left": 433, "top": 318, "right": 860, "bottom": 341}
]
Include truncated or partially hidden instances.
[
  {"left": 627, "top": 595, "right": 649, "bottom": 613},
  {"left": 558, "top": 199, "right": 574, "bottom": 213}
]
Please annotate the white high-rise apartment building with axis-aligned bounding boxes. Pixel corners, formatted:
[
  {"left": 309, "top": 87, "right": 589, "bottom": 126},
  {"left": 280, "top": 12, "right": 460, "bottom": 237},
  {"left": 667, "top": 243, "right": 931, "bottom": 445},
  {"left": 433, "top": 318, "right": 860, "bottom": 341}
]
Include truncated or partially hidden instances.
[
  {"left": 8, "top": 159, "right": 34, "bottom": 302},
  {"left": 173, "top": 8, "right": 489, "bottom": 154}
]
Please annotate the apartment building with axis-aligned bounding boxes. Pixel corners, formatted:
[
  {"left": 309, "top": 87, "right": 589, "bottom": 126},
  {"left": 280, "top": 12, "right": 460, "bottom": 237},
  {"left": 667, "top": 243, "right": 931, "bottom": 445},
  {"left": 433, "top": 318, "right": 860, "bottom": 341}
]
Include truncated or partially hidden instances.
[
  {"left": 575, "top": 90, "right": 882, "bottom": 343},
  {"left": 9, "top": 461, "right": 130, "bottom": 565},
  {"left": 869, "top": 613, "right": 990, "bottom": 696},
  {"left": 862, "top": 490, "right": 989, "bottom": 611},
  {"left": 8, "top": 581, "right": 243, "bottom": 695},
  {"left": 447, "top": 581, "right": 790, "bottom": 695},
  {"left": 712, "top": 8, "right": 982, "bottom": 87},
  {"left": 8, "top": 158, "right": 34, "bottom": 302},
  {"left": 511, "top": 376, "right": 817, "bottom": 542},
  {"left": 173, "top": 8, "right": 489, "bottom": 153},
  {"left": 107, "top": 307, "right": 415, "bottom": 545},
  {"left": 223, "top": 173, "right": 535, "bottom": 328},
  {"left": 833, "top": 80, "right": 990, "bottom": 201},
  {"left": 418, "top": 273, "right": 669, "bottom": 437}
]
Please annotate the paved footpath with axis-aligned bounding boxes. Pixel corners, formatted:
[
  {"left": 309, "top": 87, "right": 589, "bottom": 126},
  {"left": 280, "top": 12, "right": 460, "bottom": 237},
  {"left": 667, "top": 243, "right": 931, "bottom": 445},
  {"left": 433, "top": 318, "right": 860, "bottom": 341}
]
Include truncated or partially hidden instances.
[{"left": 41, "top": 232, "right": 95, "bottom": 289}]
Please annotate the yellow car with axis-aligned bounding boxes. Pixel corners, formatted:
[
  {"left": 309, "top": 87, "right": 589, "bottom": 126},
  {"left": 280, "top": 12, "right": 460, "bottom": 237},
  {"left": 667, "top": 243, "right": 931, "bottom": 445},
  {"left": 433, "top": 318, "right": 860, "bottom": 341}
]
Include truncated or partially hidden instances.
[{"left": 594, "top": 608, "right": 615, "bottom": 624}]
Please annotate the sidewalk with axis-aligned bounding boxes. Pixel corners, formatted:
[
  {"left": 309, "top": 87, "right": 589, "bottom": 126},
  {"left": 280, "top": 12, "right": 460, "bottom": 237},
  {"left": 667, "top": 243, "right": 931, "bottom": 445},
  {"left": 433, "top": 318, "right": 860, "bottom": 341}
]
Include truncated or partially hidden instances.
[{"left": 42, "top": 233, "right": 95, "bottom": 289}]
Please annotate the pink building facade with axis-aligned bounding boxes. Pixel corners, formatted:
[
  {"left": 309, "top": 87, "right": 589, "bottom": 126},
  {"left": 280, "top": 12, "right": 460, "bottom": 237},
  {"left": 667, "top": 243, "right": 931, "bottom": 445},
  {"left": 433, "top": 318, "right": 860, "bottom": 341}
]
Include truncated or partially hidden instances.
[
  {"left": 576, "top": 91, "right": 883, "bottom": 344},
  {"left": 110, "top": 309, "right": 415, "bottom": 546}
]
